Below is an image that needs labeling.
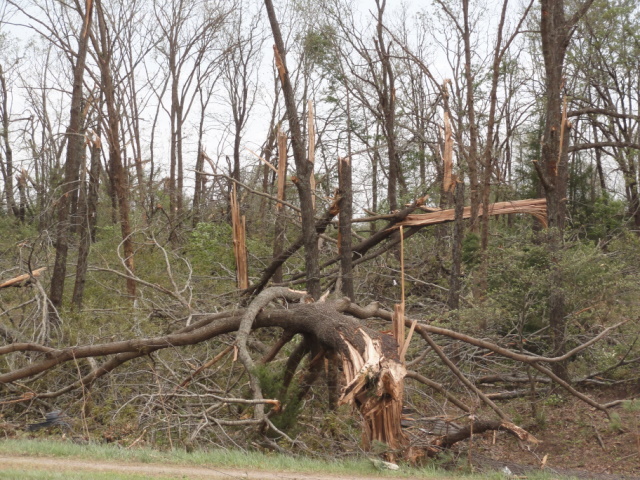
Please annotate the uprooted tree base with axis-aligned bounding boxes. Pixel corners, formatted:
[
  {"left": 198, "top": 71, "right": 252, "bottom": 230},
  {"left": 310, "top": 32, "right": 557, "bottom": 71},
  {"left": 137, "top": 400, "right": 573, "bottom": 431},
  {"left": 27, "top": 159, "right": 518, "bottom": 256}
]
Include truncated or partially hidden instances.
[{"left": 0, "top": 287, "right": 622, "bottom": 463}]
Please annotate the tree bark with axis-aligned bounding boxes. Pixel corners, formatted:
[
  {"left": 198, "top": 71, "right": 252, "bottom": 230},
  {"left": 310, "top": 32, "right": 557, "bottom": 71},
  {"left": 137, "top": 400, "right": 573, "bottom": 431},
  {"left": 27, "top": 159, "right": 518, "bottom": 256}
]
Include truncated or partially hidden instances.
[
  {"left": 264, "top": 0, "right": 320, "bottom": 299},
  {"left": 49, "top": 0, "right": 93, "bottom": 312},
  {"left": 447, "top": 181, "right": 464, "bottom": 309},
  {"left": 0, "top": 63, "right": 18, "bottom": 217},
  {"left": 72, "top": 109, "right": 102, "bottom": 308},
  {"left": 338, "top": 156, "right": 354, "bottom": 300},
  {"left": 93, "top": 0, "right": 136, "bottom": 299},
  {"left": 535, "top": 0, "right": 596, "bottom": 381}
]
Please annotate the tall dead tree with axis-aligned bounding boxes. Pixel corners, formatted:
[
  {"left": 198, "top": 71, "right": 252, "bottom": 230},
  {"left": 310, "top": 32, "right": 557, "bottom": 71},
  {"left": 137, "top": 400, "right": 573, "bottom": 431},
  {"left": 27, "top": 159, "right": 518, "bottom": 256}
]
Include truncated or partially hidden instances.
[
  {"left": 72, "top": 105, "right": 102, "bottom": 308},
  {"left": 91, "top": 0, "right": 136, "bottom": 299},
  {"left": 0, "top": 61, "right": 19, "bottom": 218},
  {"left": 153, "top": 0, "right": 226, "bottom": 232},
  {"left": 264, "top": 0, "right": 320, "bottom": 299},
  {"left": 331, "top": 0, "right": 405, "bottom": 214},
  {"left": 534, "top": 0, "right": 596, "bottom": 380},
  {"left": 222, "top": 5, "right": 262, "bottom": 189},
  {"left": 373, "top": 0, "right": 403, "bottom": 212},
  {"left": 49, "top": 0, "right": 93, "bottom": 311}
]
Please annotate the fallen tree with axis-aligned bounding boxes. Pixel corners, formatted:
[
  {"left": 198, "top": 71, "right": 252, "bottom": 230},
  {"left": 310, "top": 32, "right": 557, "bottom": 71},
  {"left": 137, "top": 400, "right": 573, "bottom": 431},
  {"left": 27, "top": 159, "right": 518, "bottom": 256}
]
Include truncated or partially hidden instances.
[{"left": 1, "top": 287, "right": 623, "bottom": 461}]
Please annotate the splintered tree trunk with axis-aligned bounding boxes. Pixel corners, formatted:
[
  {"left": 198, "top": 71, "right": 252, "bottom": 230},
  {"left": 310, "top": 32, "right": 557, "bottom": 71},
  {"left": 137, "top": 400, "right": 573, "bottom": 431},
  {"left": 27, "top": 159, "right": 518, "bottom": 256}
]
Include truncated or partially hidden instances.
[
  {"left": 233, "top": 287, "right": 408, "bottom": 452},
  {"left": 270, "top": 299, "right": 408, "bottom": 453},
  {"left": 230, "top": 184, "right": 248, "bottom": 290},
  {"left": 337, "top": 310, "right": 407, "bottom": 453}
]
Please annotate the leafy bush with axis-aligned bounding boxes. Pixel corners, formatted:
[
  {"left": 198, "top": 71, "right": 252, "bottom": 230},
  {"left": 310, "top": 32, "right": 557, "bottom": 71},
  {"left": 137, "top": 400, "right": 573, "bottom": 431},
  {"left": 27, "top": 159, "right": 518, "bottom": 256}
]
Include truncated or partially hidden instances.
[
  {"left": 185, "top": 222, "right": 235, "bottom": 275},
  {"left": 254, "top": 363, "right": 303, "bottom": 433}
]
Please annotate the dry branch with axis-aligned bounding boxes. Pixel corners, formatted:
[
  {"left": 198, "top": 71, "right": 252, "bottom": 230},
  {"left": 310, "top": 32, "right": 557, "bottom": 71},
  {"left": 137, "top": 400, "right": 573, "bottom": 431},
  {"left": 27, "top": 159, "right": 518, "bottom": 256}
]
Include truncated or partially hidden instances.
[
  {"left": 405, "top": 371, "right": 471, "bottom": 413},
  {"left": 243, "top": 197, "right": 341, "bottom": 297},
  {"left": 429, "top": 419, "right": 538, "bottom": 452},
  {"left": 0, "top": 267, "right": 46, "bottom": 289},
  {"left": 235, "top": 287, "right": 306, "bottom": 420},
  {"left": 308, "top": 100, "right": 316, "bottom": 210}
]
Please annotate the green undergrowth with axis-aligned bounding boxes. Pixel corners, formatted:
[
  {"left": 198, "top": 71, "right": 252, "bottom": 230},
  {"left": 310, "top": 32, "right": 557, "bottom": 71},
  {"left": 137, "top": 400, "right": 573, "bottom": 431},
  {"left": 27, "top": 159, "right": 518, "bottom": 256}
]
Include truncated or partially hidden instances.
[{"left": 0, "top": 439, "right": 581, "bottom": 479}]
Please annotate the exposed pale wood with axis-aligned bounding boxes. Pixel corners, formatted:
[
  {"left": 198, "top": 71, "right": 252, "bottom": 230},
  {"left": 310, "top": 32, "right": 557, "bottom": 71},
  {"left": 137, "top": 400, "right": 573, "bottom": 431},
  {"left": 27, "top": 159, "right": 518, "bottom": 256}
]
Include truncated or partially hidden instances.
[
  {"left": 276, "top": 128, "right": 287, "bottom": 211},
  {"left": 0, "top": 268, "right": 46, "bottom": 289},
  {"left": 338, "top": 328, "right": 407, "bottom": 453},
  {"left": 393, "top": 304, "right": 405, "bottom": 358},
  {"left": 400, "top": 319, "right": 417, "bottom": 362},
  {"left": 557, "top": 96, "right": 568, "bottom": 173},
  {"left": 230, "top": 184, "right": 248, "bottom": 290},
  {"left": 245, "top": 147, "right": 277, "bottom": 173},
  {"left": 273, "top": 45, "right": 286, "bottom": 84},
  {"left": 398, "top": 198, "right": 547, "bottom": 228}
]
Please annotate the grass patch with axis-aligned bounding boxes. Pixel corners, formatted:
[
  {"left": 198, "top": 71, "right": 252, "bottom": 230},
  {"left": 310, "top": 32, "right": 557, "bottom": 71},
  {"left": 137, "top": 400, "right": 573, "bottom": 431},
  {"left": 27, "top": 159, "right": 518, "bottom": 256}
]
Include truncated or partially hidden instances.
[
  {"left": 0, "top": 438, "right": 441, "bottom": 478},
  {"left": 0, "top": 438, "right": 581, "bottom": 479},
  {"left": 0, "top": 470, "right": 160, "bottom": 480}
]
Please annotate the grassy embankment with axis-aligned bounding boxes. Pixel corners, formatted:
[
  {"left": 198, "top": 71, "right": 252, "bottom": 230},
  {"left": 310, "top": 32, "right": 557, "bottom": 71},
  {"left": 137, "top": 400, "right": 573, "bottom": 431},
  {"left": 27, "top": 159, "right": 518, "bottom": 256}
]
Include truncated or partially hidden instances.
[{"left": 0, "top": 438, "right": 577, "bottom": 480}]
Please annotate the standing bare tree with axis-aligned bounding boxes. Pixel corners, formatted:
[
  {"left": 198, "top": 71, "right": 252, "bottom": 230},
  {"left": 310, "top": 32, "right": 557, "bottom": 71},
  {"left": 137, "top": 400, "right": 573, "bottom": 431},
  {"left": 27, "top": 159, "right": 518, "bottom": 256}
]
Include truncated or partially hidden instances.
[
  {"left": 153, "top": 0, "right": 228, "bottom": 234},
  {"left": 222, "top": 4, "right": 263, "bottom": 189},
  {"left": 90, "top": 0, "right": 136, "bottom": 299},
  {"left": 534, "top": 0, "right": 596, "bottom": 380},
  {"left": 264, "top": 0, "right": 320, "bottom": 298},
  {"left": 48, "top": 0, "right": 93, "bottom": 312},
  {"left": 0, "top": 35, "right": 19, "bottom": 218}
]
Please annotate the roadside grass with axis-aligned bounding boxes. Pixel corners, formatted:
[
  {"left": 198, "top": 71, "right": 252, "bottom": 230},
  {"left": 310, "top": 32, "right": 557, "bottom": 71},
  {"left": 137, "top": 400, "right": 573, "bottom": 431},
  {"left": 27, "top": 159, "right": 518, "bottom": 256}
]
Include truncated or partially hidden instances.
[
  {"left": 0, "top": 470, "right": 160, "bottom": 480},
  {"left": 0, "top": 438, "right": 445, "bottom": 478},
  {"left": 0, "top": 438, "right": 578, "bottom": 479}
]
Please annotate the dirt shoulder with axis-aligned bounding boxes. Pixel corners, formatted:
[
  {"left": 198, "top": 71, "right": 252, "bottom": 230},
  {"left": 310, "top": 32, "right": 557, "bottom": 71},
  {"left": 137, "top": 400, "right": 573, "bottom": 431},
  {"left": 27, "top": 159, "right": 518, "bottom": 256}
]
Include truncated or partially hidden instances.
[{"left": 0, "top": 455, "right": 447, "bottom": 480}]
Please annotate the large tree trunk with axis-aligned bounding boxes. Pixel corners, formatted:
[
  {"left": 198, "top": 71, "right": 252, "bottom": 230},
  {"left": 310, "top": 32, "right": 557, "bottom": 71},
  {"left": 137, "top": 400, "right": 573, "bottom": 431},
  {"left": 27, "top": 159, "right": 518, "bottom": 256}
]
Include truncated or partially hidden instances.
[
  {"left": 338, "top": 156, "right": 354, "bottom": 300},
  {"left": 448, "top": 181, "right": 465, "bottom": 310},
  {"left": 49, "top": 1, "right": 93, "bottom": 312},
  {"left": 94, "top": 0, "right": 136, "bottom": 299},
  {"left": 264, "top": 0, "right": 320, "bottom": 298},
  {"left": 462, "top": 0, "right": 480, "bottom": 233},
  {"left": 272, "top": 128, "right": 288, "bottom": 284},
  {"left": 72, "top": 110, "right": 102, "bottom": 308},
  {"left": 536, "top": 0, "right": 595, "bottom": 381},
  {"left": 240, "top": 291, "right": 408, "bottom": 452}
]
